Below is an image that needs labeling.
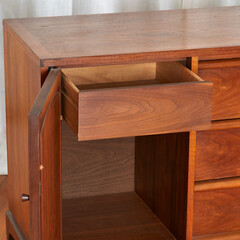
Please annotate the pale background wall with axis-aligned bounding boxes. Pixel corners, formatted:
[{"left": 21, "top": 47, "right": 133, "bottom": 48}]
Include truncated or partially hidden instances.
[{"left": 0, "top": 0, "right": 240, "bottom": 174}]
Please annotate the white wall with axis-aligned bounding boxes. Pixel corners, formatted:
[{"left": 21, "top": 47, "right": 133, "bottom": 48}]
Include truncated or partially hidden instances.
[{"left": 0, "top": 0, "right": 240, "bottom": 174}]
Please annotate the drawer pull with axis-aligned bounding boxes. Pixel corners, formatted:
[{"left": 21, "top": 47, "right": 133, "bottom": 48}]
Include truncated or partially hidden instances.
[{"left": 21, "top": 193, "right": 30, "bottom": 202}]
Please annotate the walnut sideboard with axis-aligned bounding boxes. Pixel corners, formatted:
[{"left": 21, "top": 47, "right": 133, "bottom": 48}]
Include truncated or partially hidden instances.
[{"left": 3, "top": 6, "right": 240, "bottom": 240}]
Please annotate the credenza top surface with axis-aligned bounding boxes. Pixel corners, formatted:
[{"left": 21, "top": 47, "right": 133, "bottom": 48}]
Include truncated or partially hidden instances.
[{"left": 3, "top": 6, "right": 240, "bottom": 67}]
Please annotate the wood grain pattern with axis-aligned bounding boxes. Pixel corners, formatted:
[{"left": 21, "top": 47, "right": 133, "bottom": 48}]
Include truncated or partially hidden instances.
[
  {"left": 195, "top": 177, "right": 240, "bottom": 192},
  {"left": 62, "top": 192, "right": 174, "bottom": 240},
  {"left": 186, "top": 131, "right": 196, "bottom": 240},
  {"left": 0, "top": 176, "right": 8, "bottom": 240},
  {"left": 193, "top": 231, "right": 240, "bottom": 240},
  {"left": 62, "top": 120, "right": 134, "bottom": 199},
  {"left": 4, "top": 22, "right": 41, "bottom": 240},
  {"left": 3, "top": 7, "right": 240, "bottom": 67},
  {"left": 196, "top": 128, "right": 240, "bottom": 181},
  {"left": 199, "top": 59, "right": 240, "bottom": 70},
  {"left": 135, "top": 132, "right": 193, "bottom": 240},
  {"left": 185, "top": 58, "right": 198, "bottom": 240},
  {"left": 62, "top": 63, "right": 156, "bottom": 86},
  {"left": 29, "top": 68, "right": 62, "bottom": 240},
  {"left": 62, "top": 62, "right": 212, "bottom": 141},
  {"left": 198, "top": 66, "right": 240, "bottom": 120},
  {"left": 193, "top": 187, "right": 240, "bottom": 237},
  {"left": 211, "top": 118, "right": 240, "bottom": 130},
  {"left": 78, "top": 83, "right": 212, "bottom": 141}
]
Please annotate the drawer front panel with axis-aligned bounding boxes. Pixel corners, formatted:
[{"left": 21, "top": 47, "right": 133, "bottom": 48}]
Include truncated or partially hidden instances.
[
  {"left": 77, "top": 83, "right": 212, "bottom": 141},
  {"left": 196, "top": 128, "right": 240, "bottom": 181},
  {"left": 193, "top": 187, "right": 240, "bottom": 237},
  {"left": 198, "top": 66, "right": 240, "bottom": 121}
]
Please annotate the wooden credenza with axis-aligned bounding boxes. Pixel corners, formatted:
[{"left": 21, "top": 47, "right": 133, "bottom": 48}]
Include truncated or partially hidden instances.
[{"left": 3, "top": 6, "right": 240, "bottom": 240}]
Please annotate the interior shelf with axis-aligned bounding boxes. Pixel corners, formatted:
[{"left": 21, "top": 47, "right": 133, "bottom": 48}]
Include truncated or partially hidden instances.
[{"left": 62, "top": 192, "right": 174, "bottom": 240}]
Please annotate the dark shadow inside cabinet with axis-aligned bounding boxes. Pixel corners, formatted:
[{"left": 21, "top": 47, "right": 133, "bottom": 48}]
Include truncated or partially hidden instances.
[{"left": 61, "top": 120, "right": 189, "bottom": 240}]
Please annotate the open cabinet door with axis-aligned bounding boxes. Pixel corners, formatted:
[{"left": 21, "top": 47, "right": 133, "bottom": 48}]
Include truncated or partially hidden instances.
[{"left": 29, "top": 68, "right": 62, "bottom": 240}]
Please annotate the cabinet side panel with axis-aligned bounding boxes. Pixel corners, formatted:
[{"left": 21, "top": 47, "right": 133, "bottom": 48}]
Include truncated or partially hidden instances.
[{"left": 4, "top": 25, "right": 41, "bottom": 239}]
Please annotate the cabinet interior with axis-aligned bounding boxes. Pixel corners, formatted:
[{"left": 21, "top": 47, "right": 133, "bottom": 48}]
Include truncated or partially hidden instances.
[{"left": 61, "top": 120, "right": 189, "bottom": 239}]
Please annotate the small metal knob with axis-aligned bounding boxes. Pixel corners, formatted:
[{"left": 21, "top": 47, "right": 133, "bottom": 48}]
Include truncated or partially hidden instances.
[{"left": 21, "top": 194, "right": 30, "bottom": 202}]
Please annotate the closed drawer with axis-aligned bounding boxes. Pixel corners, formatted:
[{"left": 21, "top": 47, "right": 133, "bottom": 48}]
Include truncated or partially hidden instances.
[
  {"left": 195, "top": 128, "right": 240, "bottom": 181},
  {"left": 199, "top": 59, "right": 240, "bottom": 121},
  {"left": 193, "top": 179, "right": 240, "bottom": 237},
  {"left": 62, "top": 62, "right": 212, "bottom": 141}
]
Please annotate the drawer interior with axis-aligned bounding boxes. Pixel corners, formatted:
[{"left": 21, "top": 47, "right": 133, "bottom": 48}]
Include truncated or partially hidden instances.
[
  {"left": 62, "top": 61, "right": 213, "bottom": 141},
  {"left": 62, "top": 62, "right": 201, "bottom": 90}
]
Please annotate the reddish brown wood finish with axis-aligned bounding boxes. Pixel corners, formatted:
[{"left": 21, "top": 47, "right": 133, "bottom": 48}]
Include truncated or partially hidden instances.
[
  {"left": 135, "top": 132, "right": 195, "bottom": 240},
  {"left": 29, "top": 68, "right": 62, "bottom": 240},
  {"left": 211, "top": 118, "right": 240, "bottom": 130},
  {"left": 0, "top": 176, "right": 8, "bottom": 240},
  {"left": 62, "top": 62, "right": 212, "bottom": 141},
  {"left": 193, "top": 231, "right": 240, "bottom": 239},
  {"left": 3, "top": 7, "right": 240, "bottom": 67},
  {"left": 195, "top": 128, "right": 240, "bottom": 181},
  {"left": 193, "top": 186, "right": 240, "bottom": 237},
  {"left": 198, "top": 64, "right": 240, "bottom": 120},
  {"left": 6, "top": 211, "right": 25, "bottom": 240},
  {"left": 4, "top": 22, "right": 41, "bottom": 240},
  {"left": 199, "top": 59, "right": 240, "bottom": 69},
  {"left": 62, "top": 192, "right": 174, "bottom": 240},
  {"left": 62, "top": 121, "right": 134, "bottom": 199},
  {"left": 185, "top": 57, "right": 198, "bottom": 240}
]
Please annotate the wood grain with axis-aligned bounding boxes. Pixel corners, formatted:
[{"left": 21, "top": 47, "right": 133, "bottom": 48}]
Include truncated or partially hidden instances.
[
  {"left": 29, "top": 68, "right": 62, "bottom": 240},
  {"left": 62, "top": 62, "right": 212, "bottom": 141},
  {"left": 62, "top": 120, "right": 134, "bottom": 199},
  {"left": 193, "top": 231, "right": 240, "bottom": 240},
  {"left": 193, "top": 187, "right": 240, "bottom": 237},
  {"left": 198, "top": 66, "right": 240, "bottom": 120},
  {"left": 62, "top": 192, "right": 174, "bottom": 240},
  {"left": 196, "top": 128, "right": 240, "bottom": 181},
  {"left": 195, "top": 177, "right": 240, "bottom": 192},
  {"left": 3, "top": 7, "right": 240, "bottom": 67},
  {"left": 186, "top": 131, "right": 196, "bottom": 240},
  {"left": 199, "top": 59, "right": 240, "bottom": 70},
  {"left": 135, "top": 132, "right": 193, "bottom": 239},
  {"left": 211, "top": 118, "right": 240, "bottom": 130},
  {"left": 0, "top": 176, "right": 8, "bottom": 240},
  {"left": 62, "top": 63, "right": 156, "bottom": 86},
  {"left": 185, "top": 58, "right": 198, "bottom": 240},
  {"left": 4, "top": 22, "right": 41, "bottom": 240}
]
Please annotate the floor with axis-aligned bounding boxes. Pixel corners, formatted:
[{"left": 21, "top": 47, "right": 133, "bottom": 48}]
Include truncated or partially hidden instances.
[{"left": 0, "top": 176, "right": 7, "bottom": 240}]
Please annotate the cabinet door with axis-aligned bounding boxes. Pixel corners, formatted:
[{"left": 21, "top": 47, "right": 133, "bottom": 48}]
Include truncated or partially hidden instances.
[{"left": 29, "top": 68, "right": 62, "bottom": 240}]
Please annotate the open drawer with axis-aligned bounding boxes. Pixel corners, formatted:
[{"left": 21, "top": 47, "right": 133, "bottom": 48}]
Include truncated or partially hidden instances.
[{"left": 62, "top": 62, "right": 213, "bottom": 141}]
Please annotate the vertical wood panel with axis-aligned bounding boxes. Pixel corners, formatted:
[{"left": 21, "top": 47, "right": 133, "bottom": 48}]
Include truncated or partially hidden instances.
[
  {"left": 135, "top": 132, "right": 191, "bottom": 240},
  {"left": 29, "top": 69, "right": 62, "bottom": 240},
  {"left": 4, "top": 24, "right": 41, "bottom": 239}
]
